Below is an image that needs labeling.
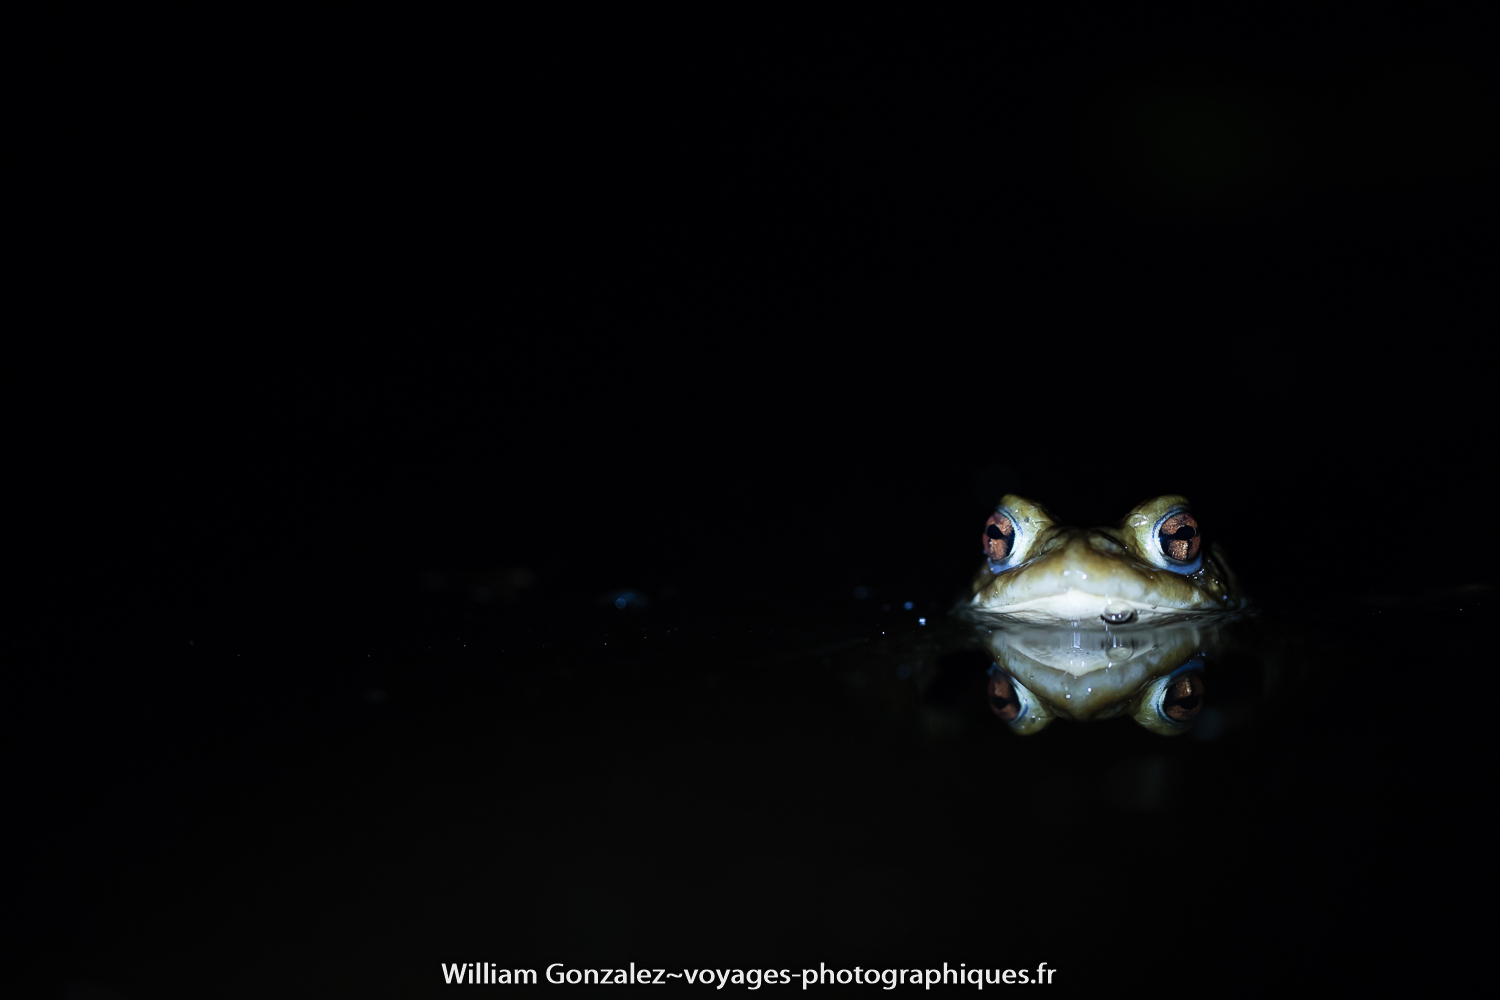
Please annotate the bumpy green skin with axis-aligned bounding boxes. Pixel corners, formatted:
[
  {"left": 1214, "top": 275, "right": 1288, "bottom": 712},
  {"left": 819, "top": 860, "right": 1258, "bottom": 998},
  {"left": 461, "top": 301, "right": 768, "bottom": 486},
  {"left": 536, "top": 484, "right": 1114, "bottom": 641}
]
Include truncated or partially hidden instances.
[{"left": 970, "top": 494, "right": 1241, "bottom": 625}]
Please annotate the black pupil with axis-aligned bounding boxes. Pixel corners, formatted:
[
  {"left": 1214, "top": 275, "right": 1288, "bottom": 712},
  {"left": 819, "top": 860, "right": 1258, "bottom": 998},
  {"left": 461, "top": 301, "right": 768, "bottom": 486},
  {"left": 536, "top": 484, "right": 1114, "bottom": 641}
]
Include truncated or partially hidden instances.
[
  {"left": 1165, "top": 673, "right": 1203, "bottom": 713},
  {"left": 1162, "top": 524, "right": 1197, "bottom": 542},
  {"left": 1165, "top": 691, "right": 1201, "bottom": 711},
  {"left": 986, "top": 524, "right": 1004, "bottom": 540}
]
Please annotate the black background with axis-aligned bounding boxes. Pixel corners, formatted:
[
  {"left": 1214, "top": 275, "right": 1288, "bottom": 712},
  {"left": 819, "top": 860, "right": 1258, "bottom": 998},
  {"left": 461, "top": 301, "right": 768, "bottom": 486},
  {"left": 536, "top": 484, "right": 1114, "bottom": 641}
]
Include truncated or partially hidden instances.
[
  {"left": 47, "top": 25, "right": 1494, "bottom": 625},
  {"left": 12, "top": 18, "right": 1495, "bottom": 998}
]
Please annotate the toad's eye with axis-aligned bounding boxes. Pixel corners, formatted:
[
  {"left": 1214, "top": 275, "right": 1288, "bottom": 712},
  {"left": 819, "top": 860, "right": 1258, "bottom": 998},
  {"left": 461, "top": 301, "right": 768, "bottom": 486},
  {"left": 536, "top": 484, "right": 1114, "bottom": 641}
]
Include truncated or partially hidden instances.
[
  {"left": 1157, "top": 511, "right": 1200, "bottom": 563},
  {"left": 1131, "top": 657, "right": 1207, "bottom": 735},
  {"left": 1160, "top": 671, "right": 1205, "bottom": 723},
  {"left": 987, "top": 672, "right": 1021, "bottom": 721},
  {"left": 983, "top": 512, "right": 1016, "bottom": 562},
  {"left": 987, "top": 668, "right": 1052, "bottom": 734},
  {"left": 1150, "top": 509, "right": 1202, "bottom": 572}
]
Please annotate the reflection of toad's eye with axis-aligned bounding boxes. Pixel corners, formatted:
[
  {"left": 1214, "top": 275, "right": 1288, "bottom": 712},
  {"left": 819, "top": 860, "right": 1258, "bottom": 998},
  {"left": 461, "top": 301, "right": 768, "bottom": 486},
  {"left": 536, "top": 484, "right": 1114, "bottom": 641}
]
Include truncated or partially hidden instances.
[
  {"left": 988, "top": 673, "right": 1020, "bottom": 721},
  {"left": 1161, "top": 671, "right": 1205, "bottom": 723},
  {"left": 1131, "top": 657, "right": 1207, "bottom": 735},
  {"left": 983, "top": 512, "right": 1016, "bottom": 562},
  {"left": 1157, "top": 511, "right": 1201, "bottom": 564},
  {"left": 986, "top": 670, "right": 1053, "bottom": 733}
]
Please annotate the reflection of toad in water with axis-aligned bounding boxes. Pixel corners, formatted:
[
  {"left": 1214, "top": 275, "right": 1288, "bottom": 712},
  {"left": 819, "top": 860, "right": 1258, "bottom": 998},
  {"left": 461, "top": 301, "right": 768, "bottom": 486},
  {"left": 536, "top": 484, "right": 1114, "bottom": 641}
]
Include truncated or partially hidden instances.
[{"left": 983, "top": 624, "right": 1215, "bottom": 736}]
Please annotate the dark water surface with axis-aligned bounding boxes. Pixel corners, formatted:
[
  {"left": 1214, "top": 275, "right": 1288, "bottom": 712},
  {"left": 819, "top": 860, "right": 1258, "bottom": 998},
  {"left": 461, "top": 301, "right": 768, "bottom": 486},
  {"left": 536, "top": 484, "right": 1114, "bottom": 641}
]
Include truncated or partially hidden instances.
[{"left": 12, "top": 492, "right": 1489, "bottom": 996}]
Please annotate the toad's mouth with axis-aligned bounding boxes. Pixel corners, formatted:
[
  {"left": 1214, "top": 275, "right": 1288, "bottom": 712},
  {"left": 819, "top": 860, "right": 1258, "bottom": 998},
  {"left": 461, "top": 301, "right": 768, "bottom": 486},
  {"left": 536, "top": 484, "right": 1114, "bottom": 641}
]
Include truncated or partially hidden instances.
[
  {"left": 974, "top": 591, "right": 1186, "bottom": 624},
  {"left": 970, "top": 560, "right": 1225, "bottom": 623}
]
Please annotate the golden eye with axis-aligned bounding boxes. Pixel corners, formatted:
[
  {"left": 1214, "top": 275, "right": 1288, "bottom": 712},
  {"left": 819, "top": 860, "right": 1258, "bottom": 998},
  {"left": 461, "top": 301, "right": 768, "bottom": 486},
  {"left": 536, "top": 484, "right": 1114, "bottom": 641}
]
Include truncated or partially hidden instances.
[
  {"left": 1160, "top": 671, "right": 1205, "bottom": 723},
  {"left": 986, "top": 670, "right": 1053, "bottom": 733},
  {"left": 983, "top": 512, "right": 1016, "bottom": 562},
  {"left": 1130, "top": 658, "right": 1208, "bottom": 735},
  {"left": 988, "top": 673, "right": 1021, "bottom": 721},
  {"left": 1156, "top": 511, "right": 1201, "bottom": 565}
]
